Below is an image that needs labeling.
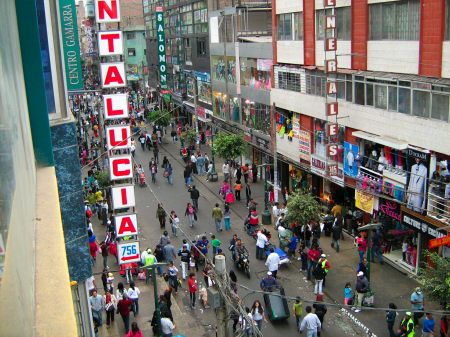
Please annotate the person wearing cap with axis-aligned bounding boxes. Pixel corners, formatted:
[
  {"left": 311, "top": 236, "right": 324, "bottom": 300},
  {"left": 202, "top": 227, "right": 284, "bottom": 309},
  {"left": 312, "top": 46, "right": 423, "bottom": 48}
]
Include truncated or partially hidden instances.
[
  {"left": 398, "top": 311, "right": 415, "bottom": 337},
  {"left": 354, "top": 271, "right": 369, "bottom": 312},
  {"left": 410, "top": 287, "right": 425, "bottom": 325},
  {"left": 317, "top": 254, "right": 330, "bottom": 288},
  {"left": 260, "top": 271, "right": 280, "bottom": 291}
]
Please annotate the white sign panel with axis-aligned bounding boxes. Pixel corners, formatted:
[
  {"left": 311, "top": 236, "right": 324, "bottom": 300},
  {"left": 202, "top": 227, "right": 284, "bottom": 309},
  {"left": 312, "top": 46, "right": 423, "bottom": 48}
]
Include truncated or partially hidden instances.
[
  {"left": 103, "top": 93, "right": 128, "bottom": 120},
  {"left": 111, "top": 184, "right": 136, "bottom": 209},
  {"left": 117, "top": 241, "right": 140, "bottom": 265},
  {"left": 114, "top": 213, "right": 138, "bottom": 238},
  {"left": 109, "top": 155, "right": 133, "bottom": 180},
  {"left": 106, "top": 125, "right": 131, "bottom": 150},
  {"left": 95, "top": 0, "right": 121, "bottom": 23},
  {"left": 98, "top": 30, "right": 123, "bottom": 56},
  {"left": 101, "top": 62, "right": 126, "bottom": 88}
]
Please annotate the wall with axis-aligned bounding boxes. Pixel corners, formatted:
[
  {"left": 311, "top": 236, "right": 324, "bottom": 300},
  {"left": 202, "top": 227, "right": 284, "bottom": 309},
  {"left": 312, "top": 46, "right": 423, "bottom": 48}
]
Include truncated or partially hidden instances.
[
  {"left": 276, "top": 133, "right": 300, "bottom": 161},
  {"left": 277, "top": 41, "right": 304, "bottom": 64},
  {"left": 442, "top": 42, "right": 450, "bottom": 78},
  {"left": 276, "top": 0, "right": 303, "bottom": 13},
  {"left": 271, "top": 87, "right": 450, "bottom": 155},
  {"left": 315, "top": 40, "right": 351, "bottom": 68},
  {"left": 315, "top": 0, "right": 351, "bottom": 9},
  {"left": 367, "top": 41, "right": 420, "bottom": 74}
]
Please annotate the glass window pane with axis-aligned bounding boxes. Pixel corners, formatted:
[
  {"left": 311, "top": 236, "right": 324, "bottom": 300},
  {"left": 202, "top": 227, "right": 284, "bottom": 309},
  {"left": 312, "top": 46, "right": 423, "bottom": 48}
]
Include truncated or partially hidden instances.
[
  {"left": 337, "top": 81, "right": 345, "bottom": 100},
  {"left": 412, "top": 90, "right": 431, "bottom": 117},
  {"left": 355, "top": 82, "right": 365, "bottom": 105},
  {"left": 398, "top": 87, "right": 411, "bottom": 114},
  {"left": 375, "top": 85, "right": 387, "bottom": 109},
  {"left": 388, "top": 86, "right": 398, "bottom": 111},
  {"left": 346, "top": 80, "right": 353, "bottom": 102},
  {"left": 382, "top": 3, "right": 396, "bottom": 39},
  {"left": 431, "top": 94, "right": 449, "bottom": 122},
  {"left": 366, "top": 83, "right": 374, "bottom": 106}
]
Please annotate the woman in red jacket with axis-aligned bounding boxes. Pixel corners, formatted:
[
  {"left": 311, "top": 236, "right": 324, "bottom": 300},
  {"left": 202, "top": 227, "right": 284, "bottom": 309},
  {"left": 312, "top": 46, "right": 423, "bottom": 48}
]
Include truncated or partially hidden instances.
[{"left": 188, "top": 273, "right": 198, "bottom": 309}]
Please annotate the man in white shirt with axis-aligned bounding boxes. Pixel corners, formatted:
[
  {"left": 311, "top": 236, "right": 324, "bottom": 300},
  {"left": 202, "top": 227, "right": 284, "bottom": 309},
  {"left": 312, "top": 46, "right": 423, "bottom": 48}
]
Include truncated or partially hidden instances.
[
  {"left": 265, "top": 247, "right": 281, "bottom": 278},
  {"left": 161, "top": 316, "right": 175, "bottom": 336},
  {"left": 300, "top": 306, "right": 321, "bottom": 337},
  {"left": 272, "top": 202, "right": 280, "bottom": 224},
  {"left": 222, "top": 162, "right": 230, "bottom": 182},
  {"left": 255, "top": 230, "right": 268, "bottom": 260}
]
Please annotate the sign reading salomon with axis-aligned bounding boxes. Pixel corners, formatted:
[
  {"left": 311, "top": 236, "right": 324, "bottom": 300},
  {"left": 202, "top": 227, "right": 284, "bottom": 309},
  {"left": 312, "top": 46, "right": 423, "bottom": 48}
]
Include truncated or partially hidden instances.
[{"left": 156, "top": 6, "right": 168, "bottom": 90}]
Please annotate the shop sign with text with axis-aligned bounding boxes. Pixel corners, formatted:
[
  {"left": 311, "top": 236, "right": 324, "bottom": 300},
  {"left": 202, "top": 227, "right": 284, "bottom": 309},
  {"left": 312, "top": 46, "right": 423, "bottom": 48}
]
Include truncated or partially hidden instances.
[
  {"left": 401, "top": 207, "right": 447, "bottom": 239},
  {"left": 311, "top": 155, "right": 326, "bottom": 177},
  {"left": 299, "top": 130, "right": 311, "bottom": 163},
  {"left": 156, "top": 6, "right": 167, "bottom": 90}
]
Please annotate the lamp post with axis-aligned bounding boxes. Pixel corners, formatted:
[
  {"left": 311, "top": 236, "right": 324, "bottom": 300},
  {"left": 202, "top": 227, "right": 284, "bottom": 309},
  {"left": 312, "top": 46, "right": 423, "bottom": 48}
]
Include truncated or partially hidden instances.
[
  {"left": 209, "top": 126, "right": 218, "bottom": 182},
  {"left": 358, "top": 223, "right": 381, "bottom": 283},
  {"left": 258, "top": 163, "right": 272, "bottom": 225}
]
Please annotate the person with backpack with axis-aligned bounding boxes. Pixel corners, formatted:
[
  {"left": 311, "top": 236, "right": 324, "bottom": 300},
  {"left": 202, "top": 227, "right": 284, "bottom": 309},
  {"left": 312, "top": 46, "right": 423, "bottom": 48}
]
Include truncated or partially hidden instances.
[
  {"left": 354, "top": 271, "right": 369, "bottom": 312},
  {"left": 189, "top": 185, "right": 200, "bottom": 210},
  {"left": 156, "top": 204, "right": 167, "bottom": 229},
  {"left": 313, "top": 259, "right": 326, "bottom": 295}
]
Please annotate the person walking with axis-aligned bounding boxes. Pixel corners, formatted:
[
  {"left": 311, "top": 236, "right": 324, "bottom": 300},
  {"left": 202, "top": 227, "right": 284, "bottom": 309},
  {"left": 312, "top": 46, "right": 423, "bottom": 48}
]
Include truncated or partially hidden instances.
[
  {"left": 313, "top": 301, "right": 327, "bottom": 325},
  {"left": 126, "top": 322, "right": 143, "bottom": 337},
  {"left": 354, "top": 271, "right": 369, "bottom": 312},
  {"left": 332, "top": 216, "right": 343, "bottom": 253},
  {"left": 242, "top": 163, "right": 250, "bottom": 184},
  {"left": 234, "top": 180, "right": 242, "bottom": 201},
  {"left": 163, "top": 240, "right": 177, "bottom": 263},
  {"left": 422, "top": 312, "right": 435, "bottom": 337},
  {"left": 398, "top": 312, "right": 415, "bottom": 337},
  {"left": 149, "top": 159, "right": 158, "bottom": 184},
  {"left": 127, "top": 281, "right": 141, "bottom": 316},
  {"left": 161, "top": 316, "right": 176, "bottom": 337},
  {"left": 89, "top": 290, "right": 105, "bottom": 326},
  {"left": 256, "top": 230, "right": 268, "bottom": 260},
  {"left": 189, "top": 185, "right": 200, "bottom": 210},
  {"left": 356, "top": 234, "right": 367, "bottom": 263},
  {"left": 386, "top": 303, "right": 398, "bottom": 337},
  {"left": 293, "top": 297, "right": 303, "bottom": 332},
  {"left": 188, "top": 273, "right": 198, "bottom": 309},
  {"left": 165, "top": 162, "right": 174, "bottom": 185},
  {"left": 196, "top": 153, "right": 205, "bottom": 176},
  {"left": 224, "top": 203, "right": 232, "bottom": 231},
  {"left": 300, "top": 306, "right": 322, "bottom": 337},
  {"left": 411, "top": 287, "right": 425, "bottom": 325},
  {"left": 184, "top": 165, "right": 192, "bottom": 186},
  {"left": 159, "top": 231, "right": 170, "bottom": 248},
  {"left": 117, "top": 293, "right": 132, "bottom": 333},
  {"left": 178, "top": 244, "right": 191, "bottom": 280},
  {"left": 251, "top": 300, "right": 267, "bottom": 332},
  {"left": 265, "top": 247, "right": 281, "bottom": 278},
  {"left": 101, "top": 241, "right": 109, "bottom": 269},
  {"left": 185, "top": 202, "right": 197, "bottom": 228},
  {"left": 222, "top": 161, "right": 230, "bottom": 182},
  {"left": 212, "top": 203, "right": 223, "bottom": 232},
  {"left": 169, "top": 211, "right": 180, "bottom": 236},
  {"left": 167, "top": 261, "right": 179, "bottom": 293},
  {"left": 156, "top": 204, "right": 167, "bottom": 229},
  {"left": 312, "top": 259, "right": 326, "bottom": 295},
  {"left": 104, "top": 290, "right": 117, "bottom": 326},
  {"left": 245, "top": 184, "right": 252, "bottom": 207},
  {"left": 317, "top": 254, "right": 330, "bottom": 288},
  {"left": 306, "top": 244, "right": 321, "bottom": 281}
]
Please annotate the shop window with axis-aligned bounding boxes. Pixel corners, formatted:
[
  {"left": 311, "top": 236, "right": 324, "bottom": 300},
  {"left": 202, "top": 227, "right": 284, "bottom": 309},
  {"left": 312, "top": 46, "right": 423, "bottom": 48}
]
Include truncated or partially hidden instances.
[
  {"left": 128, "top": 48, "right": 136, "bottom": 56},
  {"left": 197, "top": 79, "right": 212, "bottom": 105},
  {"left": 197, "top": 38, "right": 207, "bottom": 57},
  {"left": 127, "top": 32, "right": 136, "bottom": 40},
  {"left": 241, "top": 58, "right": 272, "bottom": 90},
  {"left": 375, "top": 85, "right": 387, "bottom": 110},
  {"left": 278, "top": 13, "right": 292, "bottom": 40},
  {"left": 431, "top": 93, "right": 450, "bottom": 122},
  {"left": 366, "top": 83, "right": 374, "bottom": 106},
  {"left": 242, "top": 101, "right": 270, "bottom": 133},
  {"left": 398, "top": 87, "right": 411, "bottom": 114},
  {"left": 388, "top": 86, "right": 398, "bottom": 111},
  {"left": 212, "top": 56, "right": 226, "bottom": 81},
  {"left": 227, "top": 57, "right": 237, "bottom": 84},
  {"left": 213, "top": 92, "right": 228, "bottom": 119},
  {"left": 369, "top": 0, "right": 420, "bottom": 40},
  {"left": 412, "top": 90, "right": 431, "bottom": 118},
  {"left": 316, "top": 7, "right": 351, "bottom": 40},
  {"left": 293, "top": 12, "right": 304, "bottom": 40}
]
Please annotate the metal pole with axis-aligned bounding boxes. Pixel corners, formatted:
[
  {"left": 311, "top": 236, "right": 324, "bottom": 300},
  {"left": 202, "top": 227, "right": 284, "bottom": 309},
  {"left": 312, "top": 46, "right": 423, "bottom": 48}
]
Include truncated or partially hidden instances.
[
  {"left": 214, "top": 255, "right": 228, "bottom": 337},
  {"left": 211, "top": 127, "right": 216, "bottom": 174},
  {"left": 366, "top": 229, "right": 371, "bottom": 283},
  {"left": 193, "top": 77, "right": 199, "bottom": 150},
  {"left": 272, "top": 103, "right": 279, "bottom": 203}
]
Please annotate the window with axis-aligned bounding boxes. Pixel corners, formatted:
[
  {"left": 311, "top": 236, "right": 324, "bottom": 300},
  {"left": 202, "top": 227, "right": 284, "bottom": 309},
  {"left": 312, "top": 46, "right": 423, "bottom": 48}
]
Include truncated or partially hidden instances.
[
  {"left": 276, "top": 69, "right": 301, "bottom": 92},
  {"left": 355, "top": 81, "right": 365, "bottom": 105},
  {"left": 278, "top": 13, "right": 292, "bottom": 40},
  {"left": 369, "top": 0, "right": 420, "bottom": 40},
  {"left": 446, "top": 0, "right": 450, "bottom": 40},
  {"left": 144, "top": 49, "right": 146, "bottom": 55},
  {"left": 293, "top": 12, "right": 304, "bottom": 40},
  {"left": 398, "top": 87, "right": 411, "bottom": 114},
  {"left": 316, "top": 7, "right": 351, "bottom": 40},
  {"left": 413, "top": 90, "right": 431, "bottom": 118},
  {"left": 184, "top": 38, "right": 192, "bottom": 63},
  {"left": 197, "top": 38, "right": 207, "bottom": 57},
  {"left": 431, "top": 93, "right": 450, "bottom": 122},
  {"left": 306, "top": 71, "right": 326, "bottom": 96},
  {"left": 127, "top": 48, "right": 136, "bottom": 56},
  {"left": 126, "top": 32, "right": 136, "bottom": 40},
  {"left": 375, "top": 85, "right": 387, "bottom": 110}
]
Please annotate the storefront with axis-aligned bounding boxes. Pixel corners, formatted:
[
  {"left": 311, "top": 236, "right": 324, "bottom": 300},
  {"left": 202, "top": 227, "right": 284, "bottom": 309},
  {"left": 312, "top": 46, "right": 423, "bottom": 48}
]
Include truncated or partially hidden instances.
[{"left": 383, "top": 205, "right": 449, "bottom": 274}]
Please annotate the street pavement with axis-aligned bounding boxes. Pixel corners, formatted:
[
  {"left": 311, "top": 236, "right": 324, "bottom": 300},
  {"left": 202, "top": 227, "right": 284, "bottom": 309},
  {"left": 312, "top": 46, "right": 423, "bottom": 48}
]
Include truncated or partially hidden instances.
[{"left": 90, "top": 132, "right": 436, "bottom": 337}]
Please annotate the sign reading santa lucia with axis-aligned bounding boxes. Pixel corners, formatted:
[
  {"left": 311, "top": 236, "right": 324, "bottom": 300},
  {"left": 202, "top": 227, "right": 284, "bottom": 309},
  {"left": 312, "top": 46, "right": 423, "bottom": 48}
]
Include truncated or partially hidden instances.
[{"left": 95, "top": 0, "right": 140, "bottom": 264}]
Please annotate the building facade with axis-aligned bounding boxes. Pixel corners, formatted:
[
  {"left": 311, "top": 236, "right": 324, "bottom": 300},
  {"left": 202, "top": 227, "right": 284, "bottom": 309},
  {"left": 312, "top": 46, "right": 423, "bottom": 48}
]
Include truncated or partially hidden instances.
[
  {"left": 271, "top": 0, "right": 450, "bottom": 274},
  {"left": 124, "top": 26, "right": 148, "bottom": 88}
]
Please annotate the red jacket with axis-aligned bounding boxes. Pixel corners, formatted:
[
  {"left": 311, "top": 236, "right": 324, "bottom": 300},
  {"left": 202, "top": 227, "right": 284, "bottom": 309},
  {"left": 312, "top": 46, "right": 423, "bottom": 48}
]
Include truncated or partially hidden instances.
[
  {"left": 188, "top": 277, "right": 197, "bottom": 293},
  {"left": 249, "top": 211, "right": 259, "bottom": 226},
  {"left": 117, "top": 298, "right": 132, "bottom": 316},
  {"left": 307, "top": 249, "right": 320, "bottom": 262}
]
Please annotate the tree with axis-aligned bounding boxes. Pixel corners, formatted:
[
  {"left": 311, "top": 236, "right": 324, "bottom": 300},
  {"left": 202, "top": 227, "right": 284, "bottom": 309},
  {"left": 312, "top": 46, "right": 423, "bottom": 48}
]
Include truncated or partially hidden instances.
[
  {"left": 146, "top": 109, "right": 172, "bottom": 127},
  {"left": 94, "top": 171, "right": 110, "bottom": 189},
  {"left": 212, "top": 132, "right": 246, "bottom": 161},
  {"left": 418, "top": 251, "right": 450, "bottom": 309},
  {"left": 182, "top": 129, "right": 197, "bottom": 147},
  {"left": 284, "top": 191, "right": 321, "bottom": 226}
]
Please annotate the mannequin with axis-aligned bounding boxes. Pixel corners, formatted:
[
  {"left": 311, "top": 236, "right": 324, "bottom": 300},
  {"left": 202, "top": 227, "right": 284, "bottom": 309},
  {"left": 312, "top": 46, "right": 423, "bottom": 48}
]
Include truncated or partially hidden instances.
[
  {"left": 378, "top": 150, "right": 388, "bottom": 173},
  {"left": 366, "top": 150, "right": 378, "bottom": 172},
  {"left": 406, "top": 158, "right": 428, "bottom": 212}
]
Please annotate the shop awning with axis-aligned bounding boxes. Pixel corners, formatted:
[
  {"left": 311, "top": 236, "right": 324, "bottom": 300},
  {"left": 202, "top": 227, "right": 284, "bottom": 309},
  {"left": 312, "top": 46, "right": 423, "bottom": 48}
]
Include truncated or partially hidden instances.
[{"left": 352, "top": 131, "right": 409, "bottom": 150}]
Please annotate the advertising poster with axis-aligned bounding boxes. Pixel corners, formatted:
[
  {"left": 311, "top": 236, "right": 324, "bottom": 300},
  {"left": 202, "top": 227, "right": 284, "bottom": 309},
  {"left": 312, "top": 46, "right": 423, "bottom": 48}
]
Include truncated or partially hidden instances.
[
  {"left": 355, "top": 190, "right": 375, "bottom": 214},
  {"left": 405, "top": 148, "right": 430, "bottom": 214},
  {"left": 343, "top": 141, "right": 359, "bottom": 178},
  {"left": 299, "top": 130, "right": 311, "bottom": 163}
]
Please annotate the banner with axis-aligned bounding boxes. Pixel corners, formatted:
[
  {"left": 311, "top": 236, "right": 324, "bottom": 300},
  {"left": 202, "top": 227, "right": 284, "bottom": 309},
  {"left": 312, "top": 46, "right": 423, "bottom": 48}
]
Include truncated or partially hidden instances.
[
  {"left": 299, "top": 130, "right": 311, "bottom": 163},
  {"left": 58, "top": 0, "right": 84, "bottom": 90},
  {"left": 355, "top": 190, "right": 375, "bottom": 214},
  {"left": 406, "top": 147, "right": 430, "bottom": 214},
  {"left": 156, "top": 7, "right": 168, "bottom": 90},
  {"left": 343, "top": 141, "right": 360, "bottom": 178}
]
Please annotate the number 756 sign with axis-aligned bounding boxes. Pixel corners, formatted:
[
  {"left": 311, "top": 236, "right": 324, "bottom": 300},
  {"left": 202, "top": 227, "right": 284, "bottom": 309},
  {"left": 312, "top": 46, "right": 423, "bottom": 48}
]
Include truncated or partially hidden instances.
[{"left": 117, "top": 241, "right": 140, "bottom": 265}]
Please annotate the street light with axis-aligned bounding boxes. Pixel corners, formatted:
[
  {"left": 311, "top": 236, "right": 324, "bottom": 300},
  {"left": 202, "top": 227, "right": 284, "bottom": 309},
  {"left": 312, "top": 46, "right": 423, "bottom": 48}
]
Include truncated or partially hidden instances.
[
  {"left": 258, "top": 163, "right": 272, "bottom": 225},
  {"left": 358, "top": 223, "right": 382, "bottom": 283}
]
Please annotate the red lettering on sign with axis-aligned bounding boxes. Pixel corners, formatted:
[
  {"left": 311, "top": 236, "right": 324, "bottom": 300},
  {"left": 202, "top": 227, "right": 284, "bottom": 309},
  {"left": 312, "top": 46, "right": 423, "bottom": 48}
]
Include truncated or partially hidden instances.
[
  {"left": 108, "top": 127, "right": 128, "bottom": 147},
  {"left": 112, "top": 158, "right": 131, "bottom": 176},
  {"left": 101, "top": 33, "right": 120, "bottom": 52},
  {"left": 106, "top": 97, "right": 124, "bottom": 116},
  {"left": 120, "top": 188, "right": 128, "bottom": 204},
  {"left": 118, "top": 216, "right": 137, "bottom": 235},
  {"left": 97, "top": 0, "right": 119, "bottom": 20},
  {"left": 104, "top": 65, "right": 124, "bottom": 86}
]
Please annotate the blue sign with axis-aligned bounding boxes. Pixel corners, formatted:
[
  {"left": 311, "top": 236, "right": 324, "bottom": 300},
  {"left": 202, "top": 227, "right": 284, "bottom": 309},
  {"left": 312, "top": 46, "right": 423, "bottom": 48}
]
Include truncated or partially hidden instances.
[{"left": 343, "top": 141, "right": 360, "bottom": 177}]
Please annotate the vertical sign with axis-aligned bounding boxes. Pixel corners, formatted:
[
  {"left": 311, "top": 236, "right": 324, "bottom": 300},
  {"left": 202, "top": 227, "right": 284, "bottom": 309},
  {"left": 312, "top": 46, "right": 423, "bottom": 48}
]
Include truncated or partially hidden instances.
[
  {"left": 156, "top": 6, "right": 168, "bottom": 90},
  {"left": 58, "top": 0, "right": 84, "bottom": 90}
]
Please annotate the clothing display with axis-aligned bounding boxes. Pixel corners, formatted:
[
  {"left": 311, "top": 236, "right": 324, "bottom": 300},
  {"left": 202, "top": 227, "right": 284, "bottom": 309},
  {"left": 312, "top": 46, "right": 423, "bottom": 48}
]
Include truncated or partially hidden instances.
[{"left": 407, "top": 162, "right": 428, "bottom": 212}]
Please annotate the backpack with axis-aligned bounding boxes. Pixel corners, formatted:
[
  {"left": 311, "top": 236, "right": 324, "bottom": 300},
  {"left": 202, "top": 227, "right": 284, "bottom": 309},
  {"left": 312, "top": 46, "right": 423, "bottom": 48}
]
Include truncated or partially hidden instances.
[{"left": 313, "top": 264, "right": 326, "bottom": 280}]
